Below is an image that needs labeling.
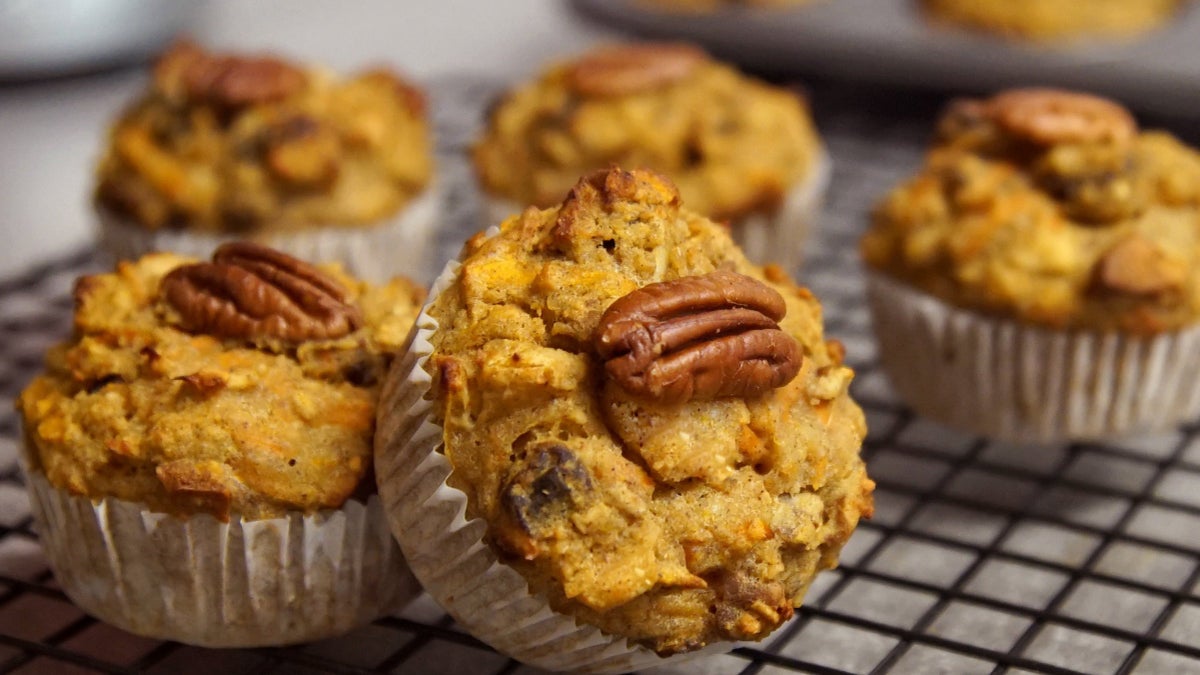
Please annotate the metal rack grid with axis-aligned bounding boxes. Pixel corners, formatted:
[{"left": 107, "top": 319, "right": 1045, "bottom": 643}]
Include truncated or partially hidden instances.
[{"left": 1, "top": 76, "right": 1199, "bottom": 674}]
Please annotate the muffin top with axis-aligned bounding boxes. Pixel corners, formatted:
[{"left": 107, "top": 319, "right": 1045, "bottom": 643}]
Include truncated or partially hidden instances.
[
  {"left": 18, "top": 244, "right": 424, "bottom": 521},
  {"left": 473, "top": 43, "right": 821, "bottom": 222},
  {"left": 921, "top": 0, "right": 1184, "bottom": 42},
  {"left": 425, "top": 168, "right": 872, "bottom": 654},
  {"left": 95, "top": 40, "right": 434, "bottom": 233},
  {"left": 862, "top": 88, "right": 1200, "bottom": 334}
]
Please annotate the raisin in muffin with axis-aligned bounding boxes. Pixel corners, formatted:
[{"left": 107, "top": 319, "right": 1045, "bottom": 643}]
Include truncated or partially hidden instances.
[
  {"left": 376, "top": 168, "right": 872, "bottom": 672},
  {"left": 861, "top": 88, "right": 1200, "bottom": 440},
  {"left": 17, "top": 243, "right": 425, "bottom": 646},
  {"left": 95, "top": 40, "right": 437, "bottom": 280},
  {"left": 473, "top": 43, "right": 828, "bottom": 272},
  {"left": 921, "top": 0, "right": 1186, "bottom": 43}
]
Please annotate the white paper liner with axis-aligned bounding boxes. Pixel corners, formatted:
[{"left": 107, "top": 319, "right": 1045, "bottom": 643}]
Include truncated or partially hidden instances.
[
  {"left": 97, "top": 182, "right": 442, "bottom": 283},
  {"left": 482, "top": 152, "right": 831, "bottom": 274},
  {"left": 19, "top": 445, "right": 419, "bottom": 648},
  {"left": 374, "top": 236, "right": 726, "bottom": 673},
  {"left": 730, "top": 150, "right": 831, "bottom": 274},
  {"left": 866, "top": 272, "right": 1200, "bottom": 442}
]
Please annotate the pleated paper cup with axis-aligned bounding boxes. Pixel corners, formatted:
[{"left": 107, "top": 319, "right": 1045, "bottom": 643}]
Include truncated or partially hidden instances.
[
  {"left": 98, "top": 182, "right": 442, "bottom": 283},
  {"left": 373, "top": 242, "right": 725, "bottom": 673},
  {"left": 866, "top": 272, "right": 1200, "bottom": 442},
  {"left": 481, "top": 152, "right": 831, "bottom": 274},
  {"left": 729, "top": 150, "right": 831, "bottom": 274},
  {"left": 20, "top": 445, "right": 420, "bottom": 648}
]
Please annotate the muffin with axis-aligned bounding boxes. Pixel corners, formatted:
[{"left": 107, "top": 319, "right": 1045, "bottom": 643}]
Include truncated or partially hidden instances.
[
  {"left": 376, "top": 167, "right": 873, "bottom": 672},
  {"left": 921, "top": 0, "right": 1186, "bottom": 43},
  {"left": 17, "top": 243, "right": 425, "bottom": 646},
  {"left": 472, "top": 43, "right": 828, "bottom": 273},
  {"left": 861, "top": 88, "right": 1200, "bottom": 441},
  {"left": 95, "top": 40, "right": 437, "bottom": 281}
]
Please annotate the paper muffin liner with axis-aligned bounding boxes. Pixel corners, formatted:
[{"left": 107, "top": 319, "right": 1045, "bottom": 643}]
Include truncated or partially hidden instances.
[
  {"left": 482, "top": 152, "right": 831, "bottom": 274},
  {"left": 19, "top": 443, "right": 420, "bottom": 648},
  {"left": 98, "top": 182, "right": 442, "bottom": 283},
  {"left": 728, "top": 150, "right": 831, "bottom": 274},
  {"left": 866, "top": 272, "right": 1200, "bottom": 442},
  {"left": 374, "top": 241, "right": 725, "bottom": 673}
]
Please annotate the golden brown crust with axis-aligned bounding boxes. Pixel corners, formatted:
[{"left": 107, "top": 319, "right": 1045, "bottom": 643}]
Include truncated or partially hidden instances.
[
  {"left": 96, "top": 41, "right": 433, "bottom": 233},
  {"left": 427, "top": 168, "right": 871, "bottom": 654},
  {"left": 17, "top": 251, "right": 424, "bottom": 521},
  {"left": 862, "top": 88, "right": 1200, "bottom": 334},
  {"left": 921, "top": 0, "right": 1185, "bottom": 42},
  {"left": 472, "top": 43, "right": 820, "bottom": 222}
]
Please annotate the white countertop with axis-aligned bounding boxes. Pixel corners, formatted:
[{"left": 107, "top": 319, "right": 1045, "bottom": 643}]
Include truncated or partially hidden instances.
[{"left": 0, "top": 0, "right": 616, "bottom": 280}]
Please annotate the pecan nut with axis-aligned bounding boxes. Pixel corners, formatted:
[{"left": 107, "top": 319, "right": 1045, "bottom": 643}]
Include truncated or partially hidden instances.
[
  {"left": 568, "top": 43, "right": 707, "bottom": 97},
  {"left": 158, "top": 40, "right": 306, "bottom": 109},
  {"left": 160, "top": 242, "right": 363, "bottom": 342},
  {"left": 595, "top": 270, "right": 802, "bottom": 404},
  {"left": 986, "top": 88, "right": 1137, "bottom": 147},
  {"left": 1092, "top": 235, "right": 1186, "bottom": 296}
]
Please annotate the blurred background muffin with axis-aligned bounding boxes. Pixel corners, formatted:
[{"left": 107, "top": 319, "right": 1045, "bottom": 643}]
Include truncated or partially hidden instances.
[
  {"left": 473, "top": 42, "right": 828, "bottom": 273},
  {"left": 861, "top": 88, "right": 1200, "bottom": 441},
  {"left": 94, "top": 40, "right": 437, "bottom": 281},
  {"left": 17, "top": 243, "right": 425, "bottom": 646},
  {"left": 920, "top": 0, "right": 1187, "bottom": 42}
]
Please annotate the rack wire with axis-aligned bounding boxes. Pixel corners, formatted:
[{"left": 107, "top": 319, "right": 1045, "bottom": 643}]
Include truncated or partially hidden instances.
[{"left": 0, "top": 76, "right": 1198, "bottom": 674}]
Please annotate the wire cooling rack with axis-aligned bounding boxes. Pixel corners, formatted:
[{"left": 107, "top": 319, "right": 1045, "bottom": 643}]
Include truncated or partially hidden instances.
[{"left": 1, "top": 76, "right": 1199, "bottom": 675}]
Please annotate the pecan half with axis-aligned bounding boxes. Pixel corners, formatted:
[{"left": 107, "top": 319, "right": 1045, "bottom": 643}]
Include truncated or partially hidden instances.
[
  {"left": 160, "top": 242, "right": 363, "bottom": 342},
  {"left": 159, "top": 40, "right": 306, "bottom": 109},
  {"left": 1092, "top": 235, "right": 1186, "bottom": 297},
  {"left": 568, "top": 43, "right": 707, "bottom": 97},
  {"left": 595, "top": 270, "right": 802, "bottom": 404},
  {"left": 986, "top": 88, "right": 1137, "bottom": 147}
]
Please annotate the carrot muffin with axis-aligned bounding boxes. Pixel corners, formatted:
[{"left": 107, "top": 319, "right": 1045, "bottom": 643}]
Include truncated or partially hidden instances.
[
  {"left": 861, "top": 88, "right": 1200, "bottom": 440},
  {"left": 921, "top": 0, "right": 1186, "bottom": 43},
  {"left": 18, "top": 243, "right": 425, "bottom": 646},
  {"left": 376, "top": 168, "right": 872, "bottom": 671},
  {"left": 473, "top": 43, "right": 828, "bottom": 272},
  {"left": 95, "top": 40, "right": 437, "bottom": 280}
]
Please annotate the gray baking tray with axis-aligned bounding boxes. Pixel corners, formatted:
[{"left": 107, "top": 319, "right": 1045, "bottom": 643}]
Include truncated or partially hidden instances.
[{"left": 574, "top": 0, "right": 1200, "bottom": 117}]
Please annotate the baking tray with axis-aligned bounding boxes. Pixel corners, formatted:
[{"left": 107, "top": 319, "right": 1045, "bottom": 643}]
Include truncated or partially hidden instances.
[{"left": 573, "top": 0, "right": 1200, "bottom": 118}]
